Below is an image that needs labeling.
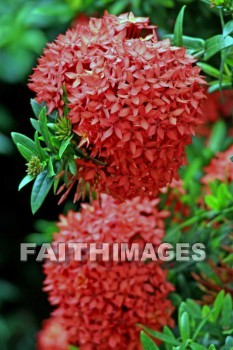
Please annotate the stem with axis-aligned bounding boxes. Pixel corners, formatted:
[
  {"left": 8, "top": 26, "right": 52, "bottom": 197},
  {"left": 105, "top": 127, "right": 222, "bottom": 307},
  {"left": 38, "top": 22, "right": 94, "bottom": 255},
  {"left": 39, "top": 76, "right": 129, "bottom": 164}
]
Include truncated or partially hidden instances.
[
  {"left": 219, "top": 7, "right": 225, "bottom": 30},
  {"left": 75, "top": 147, "right": 106, "bottom": 166},
  {"left": 192, "top": 310, "right": 214, "bottom": 341}
]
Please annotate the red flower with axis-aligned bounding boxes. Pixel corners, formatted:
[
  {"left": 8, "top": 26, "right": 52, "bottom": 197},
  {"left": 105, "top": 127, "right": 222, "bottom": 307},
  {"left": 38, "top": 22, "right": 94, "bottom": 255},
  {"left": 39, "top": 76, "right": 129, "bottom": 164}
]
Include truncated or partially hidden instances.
[
  {"left": 37, "top": 317, "right": 69, "bottom": 350},
  {"left": 202, "top": 145, "right": 233, "bottom": 186},
  {"left": 42, "top": 195, "right": 174, "bottom": 349},
  {"left": 161, "top": 179, "right": 190, "bottom": 220},
  {"left": 203, "top": 90, "right": 233, "bottom": 122},
  {"left": 29, "top": 12, "right": 206, "bottom": 201}
]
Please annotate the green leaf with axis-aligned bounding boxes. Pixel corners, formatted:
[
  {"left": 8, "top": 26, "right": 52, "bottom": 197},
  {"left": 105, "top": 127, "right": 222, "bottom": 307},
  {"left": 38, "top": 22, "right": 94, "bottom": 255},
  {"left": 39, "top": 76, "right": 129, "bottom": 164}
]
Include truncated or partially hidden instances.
[
  {"left": 59, "top": 135, "right": 73, "bottom": 158},
  {"left": 140, "top": 331, "right": 160, "bottom": 350},
  {"left": 205, "top": 195, "right": 219, "bottom": 210},
  {"left": 11, "top": 132, "right": 38, "bottom": 156},
  {"left": 68, "top": 159, "right": 77, "bottom": 176},
  {"left": 190, "top": 343, "right": 207, "bottom": 350},
  {"left": 223, "top": 20, "right": 233, "bottom": 37},
  {"left": 68, "top": 345, "right": 79, "bottom": 350},
  {"left": 204, "top": 35, "right": 233, "bottom": 60},
  {"left": 18, "top": 174, "right": 34, "bottom": 191},
  {"left": 208, "top": 121, "right": 227, "bottom": 153},
  {"left": 166, "top": 35, "right": 205, "bottom": 51},
  {"left": 197, "top": 63, "right": 220, "bottom": 79},
  {"left": 31, "top": 170, "right": 54, "bottom": 214},
  {"left": 208, "top": 81, "right": 232, "bottom": 93},
  {"left": 207, "top": 345, "right": 217, "bottom": 350},
  {"left": 39, "top": 107, "right": 54, "bottom": 150},
  {"left": 16, "top": 143, "right": 37, "bottom": 161},
  {"left": 48, "top": 157, "right": 56, "bottom": 177},
  {"left": 221, "top": 294, "right": 233, "bottom": 330},
  {"left": 174, "top": 5, "right": 186, "bottom": 46},
  {"left": 225, "top": 336, "right": 233, "bottom": 348},
  {"left": 139, "top": 326, "right": 180, "bottom": 346},
  {"left": 179, "top": 311, "right": 190, "bottom": 342},
  {"left": 30, "top": 118, "right": 41, "bottom": 132},
  {"left": 30, "top": 99, "right": 46, "bottom": 118},
  {"left": 163, "top": 326, "right": 176, "bottom": 350},
  {"left": 34, "top": 131, "right": 49, "bottom": 161},
  {"left": 211, "top": 290, "right": 225, "bottom": 322},
  {"left": 185, "top": 299, "right": 202, "bottom": 318}
]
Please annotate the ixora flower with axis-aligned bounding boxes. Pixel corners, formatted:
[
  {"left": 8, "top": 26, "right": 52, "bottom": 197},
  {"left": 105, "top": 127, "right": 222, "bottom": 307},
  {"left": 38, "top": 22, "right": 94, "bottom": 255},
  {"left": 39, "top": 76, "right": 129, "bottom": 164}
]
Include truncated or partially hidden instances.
[
  {"left": 28, "top": 12, "right": 206, "bottom": 202},
  {"left": 41, "top": 195, "right": 174, "bottom": 349},
  {"left": 202, "top": 145, "right": 233, "bottom": 186},
  {"left": 37, "top": 317, "right": 69, "bottom": 350}
]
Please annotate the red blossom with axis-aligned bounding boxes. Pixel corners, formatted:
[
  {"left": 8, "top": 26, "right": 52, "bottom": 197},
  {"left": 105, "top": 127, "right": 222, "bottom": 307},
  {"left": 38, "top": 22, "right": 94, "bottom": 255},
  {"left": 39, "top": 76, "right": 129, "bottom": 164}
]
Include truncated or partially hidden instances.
[
  {"left": 196, "top": 89, "right": 233, "bottom": 137},
  {"left": 29, "top": 12, "right": 206, "bottom": 201},
  {"left": 37, "top": 317, "right": 69, "bottom": 350},
  {"left": 42, "top": 195, "right": 174, "bottom": 349},
  {"left": 202, "top": 145, "right": 233, "bottom": 186}
]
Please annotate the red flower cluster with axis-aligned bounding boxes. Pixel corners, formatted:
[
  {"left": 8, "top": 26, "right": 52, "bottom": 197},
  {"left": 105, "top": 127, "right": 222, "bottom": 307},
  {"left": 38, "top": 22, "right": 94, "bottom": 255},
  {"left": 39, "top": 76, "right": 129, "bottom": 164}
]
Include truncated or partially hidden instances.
[
  {"left": 37, "top": 317, "right": 69, "bottom": 350},
  {"left": 202, "top": 145, "right": 233, "bottom": 186},
  {"left": 39, "top": 195, "right": 174, "bottom": 349},
  {"left": 202, "top": 90, "right": 233, "bottom": 123},
  {"left": 196, "top": 89, "right": 233, "bottom": 137},
  {"left": 29, "top": 12, "right": 206, "bottom": 200}
]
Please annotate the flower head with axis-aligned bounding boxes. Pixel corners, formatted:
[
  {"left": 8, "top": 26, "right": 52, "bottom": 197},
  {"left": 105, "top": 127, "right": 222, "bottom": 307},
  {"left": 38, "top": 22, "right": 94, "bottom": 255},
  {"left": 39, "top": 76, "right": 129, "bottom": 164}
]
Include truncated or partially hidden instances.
[
  {"left": 26, "top": 155, "right": 43, "bottom": 176},
  {"left": 202, "top": 145, "right": 233, "bottom": 186},
  {"left": 37, "top": 317, "right": 69, "bottom": 350},
  {"left": 29, "top": 12, "right": 206, "bottom": 201},
  {"left": 42, "top": 195, "right": 174, "bottom": 349}
]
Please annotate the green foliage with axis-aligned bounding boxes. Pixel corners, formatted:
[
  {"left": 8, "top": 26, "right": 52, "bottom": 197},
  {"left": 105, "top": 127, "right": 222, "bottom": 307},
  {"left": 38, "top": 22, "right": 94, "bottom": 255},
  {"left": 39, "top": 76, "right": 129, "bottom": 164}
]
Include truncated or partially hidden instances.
[
  {"left": 140, "top": 291, "right": 233, "bottom": 350},
  {"left": 12, "top": 100, "right": 79, "bottom": 213}
]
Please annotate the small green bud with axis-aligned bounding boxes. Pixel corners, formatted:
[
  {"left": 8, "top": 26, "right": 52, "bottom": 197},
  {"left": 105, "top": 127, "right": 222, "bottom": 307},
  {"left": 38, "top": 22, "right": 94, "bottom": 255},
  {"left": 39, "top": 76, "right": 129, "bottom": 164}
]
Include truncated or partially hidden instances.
[
  {"left": 26, "top": 156, "right": 43, "bottom": 177},
  {"left": 54, "top": 116, "right": 72, "bottom": 141}
]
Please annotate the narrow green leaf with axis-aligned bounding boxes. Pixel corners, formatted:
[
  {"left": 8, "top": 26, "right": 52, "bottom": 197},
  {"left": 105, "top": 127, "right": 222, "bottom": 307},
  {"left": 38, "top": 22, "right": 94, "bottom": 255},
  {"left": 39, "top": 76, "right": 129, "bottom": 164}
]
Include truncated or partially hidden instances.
[
  {"left": 30, "top": 99, "right": 46, "bottom": 117},
  {"left": 197, "top": 63, "right": 220, "bottom": 79},
  {"left": 59, "top": 135, "right": 73, "bottom": 158},
  {"left": 223, "top": 329, "right": 233, "bottom": 335},
  {"left": 223, "top": 20, "right": 233, "bottom": 37},
  {"left": 39, "top": 107, "right": 54, "bottom": 150},
  {"left": 163, "top": 326, "right": 175, "bottom": 350},
  {"left": 68, "top": 159, "right": 77, "bottom": 175},
  {"left": 185, "top": 299, "right": 202, "bottom": 318},
  {"left": 179, "top": 311, "right": 190, "bottom": 342},
  {"left": 208, "top": 82, "right": 232, "bottom": 93},
  {"left": 18, "top": 174, "right": 34, "bottom": 191},
  {"left": 221, "top": 294, "right": 233, "bottom": 329},
  {"left": 30, "top": 118, "right": 41, "bottom": 132},
  {"left": 211, "top": 290, "right": 225, "bottom": 322},
  {"left": 174, "top": 5, "right": 186, "bottom": 46},
  {"left": 139, "top": 325, "right": 180, "bottom": 346},
  {"left": 204, "top": 35, "right": 233, "bottom": 60},
  {"left": 205, "top": 195, "right": 219, "bottom": 210},
  {"left": 190, "top": 343, "right": 207, "bottom": 350},
  {"left": 208, "top": 120, "right": 227, "bottom": 153},
  {"left": 208, "top": 345, "right": 217, "bottom": 350},
  {"left": 31, "top": 170, "right": 54, "bottom": 214},
  {"left": 11, "top": 132, "right": 38, "bottom": 155},
  {"left": 140, "top": 331, "right": 159, "bottom": 350},
  {"left": 166, "top": 35, "right": 205, "bottom": 50},
  {"left": 34, "top": 131, "right": 49, "bottom": 161},
  {"left": 48, "top": 157, "right": 56, "bottom": 177},
  {"left": 17, "top": 143, "right": 37, "bottom": 161}
]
